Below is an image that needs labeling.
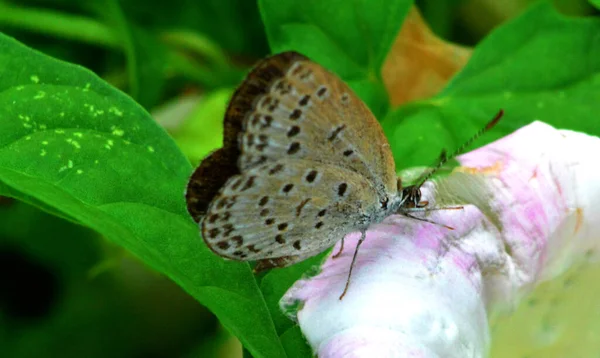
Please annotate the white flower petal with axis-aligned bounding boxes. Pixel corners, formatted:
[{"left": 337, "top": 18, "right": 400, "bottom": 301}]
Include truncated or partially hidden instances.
[{"left": 281, "top": 121, "right": 600, "bottom": 357}]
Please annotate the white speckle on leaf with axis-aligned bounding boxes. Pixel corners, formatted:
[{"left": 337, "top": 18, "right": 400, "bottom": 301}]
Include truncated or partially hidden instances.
[
  {"left": 109, "top": 106, "right": 123, "bottom": 117},
  {"left": 66, "top": 138, "right": 81, "bottom": 149},
  {"left": 40, "top": 149, "right": 47, "bottom": 156},
  {"left": 147, "top": 146, "right": 155, "bottom": 153},
  {"left": 73, "top": 132, "right": 83, "bottom": 138},
  {"left": 23, "top": 123, "right": 32, "bottom": 129},
  {"left": 25, "top": 136, "right": 31, "bottom": 140},
  {"left": 68, "top": 160, "right": 73, "bottom": 169},
  {"left": 39, "top": 124, "right": 47, "bottom": 130},
  {"left": 16, "top": 85, "right": 24, "bottom": 91},
  {"left": 30, "top": 75, "right": 39, "bottom": 83},
  {"left": 83, "top": 83, "right": 91, "bottom": 92},
  {"left": 55, "top": 129, "right": 65, "bottom": 134},
  {"left": 34, "top": 91, "right": 46, "bottom": 99},
  {"left": 77, "top": 169, "right": 84, "bottom": 174},
  {"left": 58, "top": 165, "right": 67, "bottom": 173},
  {"left": 42, "top": 141, "right": 48, "bottom": 145}
]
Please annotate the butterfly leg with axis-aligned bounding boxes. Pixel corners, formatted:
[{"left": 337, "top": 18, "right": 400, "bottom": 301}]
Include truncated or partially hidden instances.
[
  {"left": 402, "top": 212, "right": 455, "bottom": 230},
  {"left": 339, "top": 230, "right": 366, "bottom": 300},
  {"left": 332, "top": 238, "right": 345, "bottom": 259}
]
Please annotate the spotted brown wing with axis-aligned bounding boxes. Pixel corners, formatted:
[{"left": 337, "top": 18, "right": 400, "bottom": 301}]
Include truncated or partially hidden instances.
[{"left": 201, "top": 159, "right": 381, "bottom": 262}]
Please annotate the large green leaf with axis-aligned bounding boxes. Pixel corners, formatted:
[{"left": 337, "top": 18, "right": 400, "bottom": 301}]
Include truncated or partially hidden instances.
[
  {"left": 259, "top": 0, "right": 414, "bottom": 118},
  {"left": 382, "top": 2, "right": 600, "bottom": 170},
  {"left": 0, "top": 33, "right": 285, "bottom": 358}
]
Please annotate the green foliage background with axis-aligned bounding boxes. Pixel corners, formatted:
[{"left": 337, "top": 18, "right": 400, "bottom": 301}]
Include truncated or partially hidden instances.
[{"left": 0, "top": 0, "right": 599, "bottom": 357}]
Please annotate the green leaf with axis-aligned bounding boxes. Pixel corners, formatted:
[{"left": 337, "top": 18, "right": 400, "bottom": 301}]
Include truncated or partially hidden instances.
[
  {"left": 281, "top": 326, "right": 314, "bottom": 358},
  {"left": 382, "top": 2, "right": 600, "bottom": 171},
  {"left": 591, "top": 0, "right": 600, "bottom": 10},
  {"left": 259, "top": 0, "right": 413, "bottom": 118},
  {"left": 119, "top": 0, "right": 269, "bottom": 57},
  {"left": 260, "top": 253, "right": 327, "bottom": 335},
  {"left": 171, "top": 89, "right": 233, "bottom": 165},
  {"left": 97, "top": 0, "right": 167, "bottom": 109},
  {"left": 0, "top": 33, "right": 285, "bottom": 357}
]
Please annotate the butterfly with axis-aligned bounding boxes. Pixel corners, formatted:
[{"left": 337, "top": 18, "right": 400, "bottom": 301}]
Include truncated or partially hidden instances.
[{"left": 185, "top": 51, "right": 503, "bottom": 299}]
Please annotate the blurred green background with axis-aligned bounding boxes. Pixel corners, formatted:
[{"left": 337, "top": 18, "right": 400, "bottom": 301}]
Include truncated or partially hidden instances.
[{"left": 0, "top": 0, "right": 598, "bottom": 357}]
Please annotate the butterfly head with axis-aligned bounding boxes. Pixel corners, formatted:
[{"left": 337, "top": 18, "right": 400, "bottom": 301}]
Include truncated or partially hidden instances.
[
  {"left": 400, "top": 185, "right": 423, "bottom": 209},
  {"left": 394, "top": 176, "right": 427, "bottom": 213}
]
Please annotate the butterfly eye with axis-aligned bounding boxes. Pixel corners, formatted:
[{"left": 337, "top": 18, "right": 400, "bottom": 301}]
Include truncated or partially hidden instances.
[{"left": 380, "top": 197, "right": 389, "bottom": 210}]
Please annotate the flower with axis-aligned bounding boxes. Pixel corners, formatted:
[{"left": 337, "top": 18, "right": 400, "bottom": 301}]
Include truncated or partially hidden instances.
[{"left": 281, "top": 121, "right": 600, "bottom": 357}]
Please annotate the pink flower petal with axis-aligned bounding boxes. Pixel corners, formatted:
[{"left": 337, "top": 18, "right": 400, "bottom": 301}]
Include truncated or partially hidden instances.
[{"left": 281, "top": 121, "right": 600, "bottom": 357}]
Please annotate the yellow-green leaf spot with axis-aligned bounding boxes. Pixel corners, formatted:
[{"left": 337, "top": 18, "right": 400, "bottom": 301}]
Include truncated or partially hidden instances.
[
  {"left": 23, "top": 123, "right": 32, "bottom": 129},
  {"left": 42, "top": 141, "right": 48, "bottom": 145},
  {"left": 16, "top": 85, "right": 24, "bottom": 91},
  {"left": 55, "top": 129, "right": 65, "bottom": 134},
  {"left": 30, "top": 75, "right": 40, "bottom": 84},
  {"left": 25, "top": 136, "right": 31, "bottom": 141},
  {"left": 94, "top": 160, "right": 99, "bottom": 164},
  {"left": 66, "top": 138, "right": 81, "bottom": 149},
  {"left": 68, "top": 160, "right": 74, "bottom": 169},
  {"left": 104, "top": 139, "right": 114, "bottom": 150},
  {"left": 83, "top": 83, "right": 91, "bottom": 92},
  {"left": 108, "top": 106, "right": 123, "bottom": 117},
  {"left": 73, "top": 132, "right": 83, "bottom": 138},
  {"left": 60, "top": 112, "right": 65, "bottom": 117},
  {"left": 40, "top": 149, "right": 47, "bottom": 156},
  {"left": 147, "top": 146, "right": 155, "bottom": 153},
  {"left": 34, "top": 91, "right": 46, "bottom": 100},
  {"left": 76, "top": 169, "right": 84, "bottom": 174},
  {"left": 39, "top": 124, "right": 47, "bottom": 130},
  {"left": 110, "top": 126, "right": 125, "bottom": 137}
]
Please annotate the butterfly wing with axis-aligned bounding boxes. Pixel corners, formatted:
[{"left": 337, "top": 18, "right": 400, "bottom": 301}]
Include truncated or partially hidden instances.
[
  {"left": 201, "top": 159, "right": 381, "bottom": 261},
  {"left": 186, "top": 51, "right": 398, "bottom": 223},
  {"left": 225, "top": 51, "right": 397, "bottom": 196},
  {"left": 185, "top": 147, "right": 239, "bottom": 223}
]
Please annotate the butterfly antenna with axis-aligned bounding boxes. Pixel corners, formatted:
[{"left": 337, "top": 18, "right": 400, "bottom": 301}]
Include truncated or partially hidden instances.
[{"left": 415, "top": 109, "right": 504, "bottom": 188}]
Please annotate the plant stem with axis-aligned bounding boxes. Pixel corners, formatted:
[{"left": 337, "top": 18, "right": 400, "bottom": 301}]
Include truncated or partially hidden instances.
[
  {"left": 0, "top": 2, "right": 243, "bottom": 89},
  {"left": 161, "top": 30, "right": 231, "bottom": 70},
  {"left": 0, "top": 2, "right": 121, "bottom": 49}
]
